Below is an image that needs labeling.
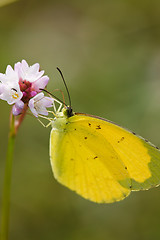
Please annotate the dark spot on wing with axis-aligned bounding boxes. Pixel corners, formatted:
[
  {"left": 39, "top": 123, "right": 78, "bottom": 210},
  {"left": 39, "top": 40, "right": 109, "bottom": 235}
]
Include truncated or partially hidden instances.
[
  {"left": 94, "top": 156, "right": 98, "bottom": 159},
  {"left": 74, "top": 128, "right": 76, "bottom": 131},
  {"left": 88, "top": 123, "right": 91, "bottom": 127},
  {"left": 84, "top": 137, "right": 87, "bottom": 140},
  {"left": 96, "top": 125, "right": 101, "bottom": 130},
  {"left": 125, "top": 166, "right": 127, "bottom": 170},
  {"left": 150, "top": 143, "right": 159, "bottom": 150},
  {"left": 132, "top": 132, "right": 136, "bottom": 135},
  {"left": 144, "top": 138, "right": 160, "bottom": 150},
  {"left": 117, "top": 136, "right": 125, "bottom": 143},
  {"left": 70, "top": 158, "right": 74, "bottom": 161}
]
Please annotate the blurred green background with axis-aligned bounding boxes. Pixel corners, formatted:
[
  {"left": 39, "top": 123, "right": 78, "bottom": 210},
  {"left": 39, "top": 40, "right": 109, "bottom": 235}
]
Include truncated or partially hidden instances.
[{"left": 1, "top": 0, "right": 160, "bottom": 239}]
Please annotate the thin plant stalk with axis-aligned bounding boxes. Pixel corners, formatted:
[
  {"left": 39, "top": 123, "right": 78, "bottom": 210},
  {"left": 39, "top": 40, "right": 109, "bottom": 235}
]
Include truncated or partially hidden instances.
[
  {"left": 0, "top": 105, "right": 28, "bottom": 240},
  {"left": 0, "top": 113, "right": 16, "bottom": 240}
]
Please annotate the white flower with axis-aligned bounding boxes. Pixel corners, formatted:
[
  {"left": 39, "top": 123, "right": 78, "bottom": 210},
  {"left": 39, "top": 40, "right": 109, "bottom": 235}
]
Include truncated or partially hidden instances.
[
  {"left": 0, "top": 65, "right": 23, "bottom": 104},
  {"left": 0, "top": 60, "right": 51, "bottom": 117},
  {"left": 28, "top": 92, "right": 53, "bottom": 117},
  {"left": 15, "top": 59, "right": 49, "bottom": 93},
  {"left": 0, "top": 65, "right": 19, "bottom": 84},
  {"left": 14, "top": 60, "right": 44, "bottom": 82}
]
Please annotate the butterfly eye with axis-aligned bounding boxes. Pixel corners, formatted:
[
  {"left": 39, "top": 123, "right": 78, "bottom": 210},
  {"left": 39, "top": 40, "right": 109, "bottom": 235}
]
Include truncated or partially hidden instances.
[{"left": 65, "top": 106, "right": 73, "bottom": 117}]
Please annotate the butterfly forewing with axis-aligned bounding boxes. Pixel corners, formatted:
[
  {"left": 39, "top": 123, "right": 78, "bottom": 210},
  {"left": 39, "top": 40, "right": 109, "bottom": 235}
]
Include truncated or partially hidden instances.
[{"left": 73, "top": 114, "right": 160, "bottom": 190}]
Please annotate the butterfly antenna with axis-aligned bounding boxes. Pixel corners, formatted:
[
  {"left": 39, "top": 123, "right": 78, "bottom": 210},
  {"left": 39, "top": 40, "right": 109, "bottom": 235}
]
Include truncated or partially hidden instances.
[
  {"left": 57, "top": 67, "right": 72, "bottom": 107},
  {"left": 39, "top": 88, "right": 66, "bottom": 106}
]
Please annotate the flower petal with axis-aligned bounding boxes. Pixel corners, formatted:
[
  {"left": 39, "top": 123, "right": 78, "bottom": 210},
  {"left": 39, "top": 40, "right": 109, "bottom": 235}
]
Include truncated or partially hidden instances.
[
  {"left": 32, "top": 76, "right": 49, "bottom": 92},
  {"left": 0, "top": 66, "right": 19, "bottom": 84},
  {"left": 6, "top": 65, "right": 14, "bottom": 76},
  {"left": 37, "top": 107, "right": 48, "bottom": 116},
  {"left": 28, "top": 92, "right": 53, "bottom": 117},
  {"left": 39, "top": 97, "right": 53, "bottom": 107},
  {"left": 32, "top": 92, "right": 44, "bottom": 101},
  {"left": 14, "top": 60, "right": 45, "bottom": 83},
  {"left": 0, "top": 83, "right": 4, "bottom": 95},
  {"left": 28, "top": 98, "right": 38, "bottom": 117},
  {"left": 0, "top": 83, "right": 23, "bottom": 105},
  {"left": 12, "top": 100, "right": 24, "bottom": 115}
]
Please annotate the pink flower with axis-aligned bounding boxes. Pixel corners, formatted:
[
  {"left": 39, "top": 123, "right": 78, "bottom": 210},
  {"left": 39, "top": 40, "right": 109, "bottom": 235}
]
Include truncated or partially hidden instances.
[
  {"left": 0, "top": 65, "right": 23, "bottom": 104},
  {"left": 15, "top": 60, "right": 49, "bottom": 103},
  {"left": 14, "top": 60, "right": 44, "bottom": 82},
  {"left": 15, "top": 59, "right": 49, "bottom": 93},
  {"left": 0, "top": 60, "right": 52, "bottom": 117},
  {"left": 28, "top": 92, "right": 53, "bottom": 117}
]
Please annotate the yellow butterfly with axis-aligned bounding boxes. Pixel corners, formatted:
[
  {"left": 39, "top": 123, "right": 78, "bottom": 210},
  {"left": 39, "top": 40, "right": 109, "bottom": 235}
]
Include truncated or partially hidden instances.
[{"left": 47, "top": 70, "right": 160, "bottom": 204}]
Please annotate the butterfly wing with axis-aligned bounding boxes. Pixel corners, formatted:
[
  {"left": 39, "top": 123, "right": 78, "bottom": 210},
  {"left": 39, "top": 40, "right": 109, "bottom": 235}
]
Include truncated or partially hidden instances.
[
  {"left": 73, "top": 114, "right": 160, "bottom": 191},
  {"left": 50, "top": 115, "right": 131, "bottom": 203},
  {"left": 50, "top": 114, "right": 160, "bottom": 203}
]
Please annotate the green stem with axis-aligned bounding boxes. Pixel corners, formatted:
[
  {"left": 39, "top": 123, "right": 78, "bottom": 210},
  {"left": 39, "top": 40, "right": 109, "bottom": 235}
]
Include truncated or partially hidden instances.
[
  {"left": 0, "top": 113, "right": 16, "bottom": 240},
  {"left": 0, "top": 105, "right": 28, "bottom": 240}
]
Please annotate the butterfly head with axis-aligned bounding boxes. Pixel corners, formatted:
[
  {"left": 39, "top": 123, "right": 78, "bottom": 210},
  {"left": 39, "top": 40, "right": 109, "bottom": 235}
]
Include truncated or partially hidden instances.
[{"left": 62, "top": 106, "right": 74, "bottom": 118}]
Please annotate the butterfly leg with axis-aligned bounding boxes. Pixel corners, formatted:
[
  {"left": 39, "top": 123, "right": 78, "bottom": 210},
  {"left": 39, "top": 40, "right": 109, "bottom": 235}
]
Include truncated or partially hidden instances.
[
  {"left": 37, "top": 117, "right": 52, "bottom": 128},
  {"left": 57, "top": 102, "right": 63, "bottom": 113},
  {"left": 48, "top": 99, "right": 63, "bottom": 116}
]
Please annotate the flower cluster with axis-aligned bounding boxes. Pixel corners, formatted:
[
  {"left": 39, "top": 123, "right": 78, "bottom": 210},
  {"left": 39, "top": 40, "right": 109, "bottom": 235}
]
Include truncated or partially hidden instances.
[{"left": 0, "top": 60, "right": 53, "bottom": 117}]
